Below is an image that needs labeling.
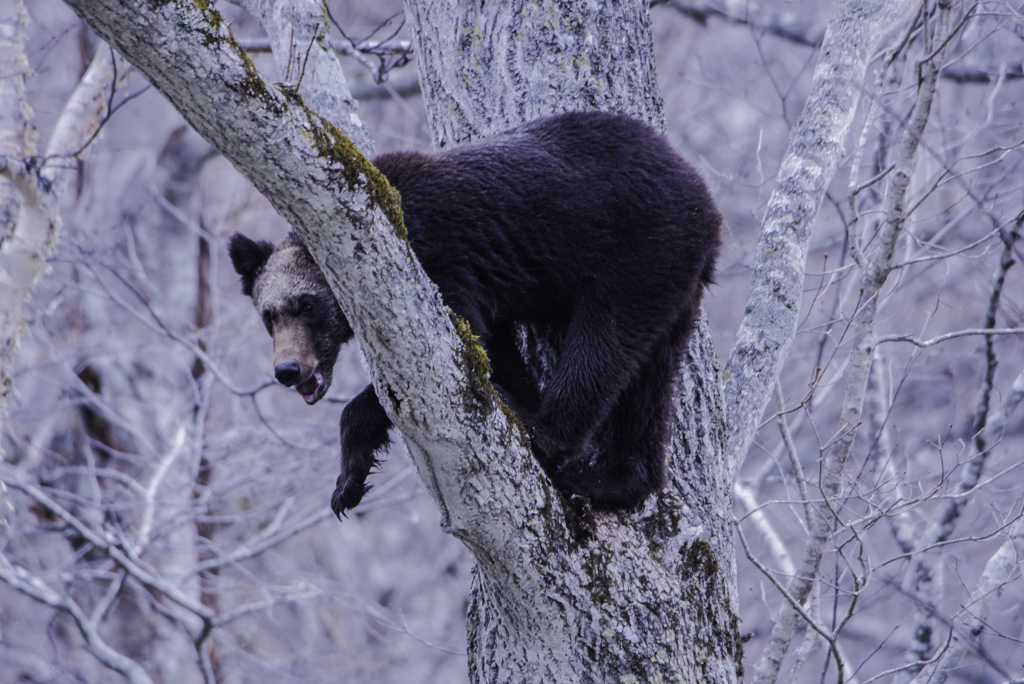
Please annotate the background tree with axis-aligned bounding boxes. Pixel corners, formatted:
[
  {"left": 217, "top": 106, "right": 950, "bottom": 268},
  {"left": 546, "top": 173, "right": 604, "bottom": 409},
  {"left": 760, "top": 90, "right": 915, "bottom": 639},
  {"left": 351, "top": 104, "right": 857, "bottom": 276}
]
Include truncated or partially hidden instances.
[{"left": 1, "top": 0, "right": 1022, "bottom": 683}]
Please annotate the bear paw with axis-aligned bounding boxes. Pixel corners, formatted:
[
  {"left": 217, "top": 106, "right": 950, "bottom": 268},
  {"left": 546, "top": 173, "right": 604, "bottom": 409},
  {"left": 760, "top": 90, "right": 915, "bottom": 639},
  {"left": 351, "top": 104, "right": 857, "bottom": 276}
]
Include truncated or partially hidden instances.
[{"left": 331, "top": 475, "right": 371, "bottom": 518}]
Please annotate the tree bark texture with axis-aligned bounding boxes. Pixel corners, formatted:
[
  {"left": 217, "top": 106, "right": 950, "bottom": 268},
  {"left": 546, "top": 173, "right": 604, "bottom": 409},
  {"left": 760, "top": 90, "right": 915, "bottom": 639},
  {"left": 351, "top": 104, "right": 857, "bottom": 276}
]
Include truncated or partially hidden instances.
[
  {"left": 230, "top": 0, "right": 376, "bottom": 155},
  {"left": 0, "top": 0, "right": 32, "bottom": 248},
  {"left": 0, "top": 0, "right": 33, "bottom": 440},
  {"left": 403, "top": 0, "right": 665, "bottom": 147}
]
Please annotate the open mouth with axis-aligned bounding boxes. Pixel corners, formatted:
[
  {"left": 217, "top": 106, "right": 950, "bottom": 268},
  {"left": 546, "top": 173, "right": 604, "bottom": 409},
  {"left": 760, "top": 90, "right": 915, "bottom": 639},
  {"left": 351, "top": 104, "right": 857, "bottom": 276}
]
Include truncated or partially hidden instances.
[{"left": 295, "top": 371, "right": 326, "bottom": 405}]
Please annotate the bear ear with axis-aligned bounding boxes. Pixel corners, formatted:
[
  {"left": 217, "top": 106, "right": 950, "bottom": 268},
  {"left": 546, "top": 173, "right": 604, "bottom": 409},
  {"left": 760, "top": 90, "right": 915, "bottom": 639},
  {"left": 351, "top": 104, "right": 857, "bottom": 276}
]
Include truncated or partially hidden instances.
[{"left": 228, "top": 233, "right": 275, "bottom": 297}]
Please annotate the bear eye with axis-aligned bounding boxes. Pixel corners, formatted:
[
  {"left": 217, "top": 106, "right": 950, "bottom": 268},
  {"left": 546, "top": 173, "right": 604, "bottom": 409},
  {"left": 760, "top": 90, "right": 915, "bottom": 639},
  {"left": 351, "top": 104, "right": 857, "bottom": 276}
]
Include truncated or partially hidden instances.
[
  {"left": 262, "top": 311, "right": 273, "bottom": 333},
  {"left": 299, "top": 298, "right": 316, "bottom": 318}
]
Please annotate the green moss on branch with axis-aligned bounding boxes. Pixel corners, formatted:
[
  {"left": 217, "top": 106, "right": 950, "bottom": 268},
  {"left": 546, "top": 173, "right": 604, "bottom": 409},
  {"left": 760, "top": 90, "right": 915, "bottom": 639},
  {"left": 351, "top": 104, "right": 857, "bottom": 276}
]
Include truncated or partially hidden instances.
[{"left": 301, "top": 110, "right": 408, "bottom": 243}]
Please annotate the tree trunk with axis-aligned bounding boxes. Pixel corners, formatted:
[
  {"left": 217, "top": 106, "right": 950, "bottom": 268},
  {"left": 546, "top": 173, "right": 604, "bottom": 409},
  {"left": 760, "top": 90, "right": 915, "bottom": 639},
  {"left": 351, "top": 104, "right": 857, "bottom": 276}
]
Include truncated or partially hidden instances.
[
  {"left": 0, "top": 16, "right": 126, "bottom": 441},
  {"left": 404, "top": 1, "right": 739, "bottom": 681}
]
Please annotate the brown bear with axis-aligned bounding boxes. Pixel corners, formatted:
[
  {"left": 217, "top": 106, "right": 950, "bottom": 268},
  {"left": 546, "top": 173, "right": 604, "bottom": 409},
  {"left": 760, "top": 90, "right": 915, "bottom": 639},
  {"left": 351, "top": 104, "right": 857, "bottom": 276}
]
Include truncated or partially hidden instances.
[{"left": 229, "top": 110, "right": 721, "bottom": 517}]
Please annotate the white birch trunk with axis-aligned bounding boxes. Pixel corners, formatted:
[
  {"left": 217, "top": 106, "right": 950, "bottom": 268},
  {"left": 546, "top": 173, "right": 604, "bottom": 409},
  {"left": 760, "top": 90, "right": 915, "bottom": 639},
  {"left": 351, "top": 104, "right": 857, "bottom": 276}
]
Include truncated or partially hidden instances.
[
  {"left": 0, "top": 0, "right": 33, "bottom": 456},
  {"left": 721, "top": 0, "right": 921, "bottom": 479},
  {"left": 0, "top": 0, "right": 33, "bottom": 248},
  {"left": 0, "top": 13, "right": 126, "bottom": 435}
]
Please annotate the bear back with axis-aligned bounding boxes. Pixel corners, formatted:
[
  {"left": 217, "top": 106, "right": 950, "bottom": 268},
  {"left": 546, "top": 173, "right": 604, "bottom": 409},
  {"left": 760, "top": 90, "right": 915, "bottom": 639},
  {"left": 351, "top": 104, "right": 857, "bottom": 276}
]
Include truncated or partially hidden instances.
[{"left": 372, "top": 111, "right": 721, "bottom": 340}]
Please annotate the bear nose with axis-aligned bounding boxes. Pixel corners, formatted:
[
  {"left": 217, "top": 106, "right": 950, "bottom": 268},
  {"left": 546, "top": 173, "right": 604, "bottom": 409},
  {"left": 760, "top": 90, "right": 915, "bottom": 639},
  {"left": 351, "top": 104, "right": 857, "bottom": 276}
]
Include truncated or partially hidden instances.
[{"left": 275, "top": 362, "right": 302, "bottom": 387}]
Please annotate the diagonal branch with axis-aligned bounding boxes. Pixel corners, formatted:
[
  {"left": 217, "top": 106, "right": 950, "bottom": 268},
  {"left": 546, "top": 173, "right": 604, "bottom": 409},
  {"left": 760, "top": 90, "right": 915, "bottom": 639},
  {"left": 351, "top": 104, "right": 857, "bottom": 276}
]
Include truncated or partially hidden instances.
[
  {"left": 61, "top": 0, "right": 545, "bottom": 559},
  {"left": 722, "top": 0, "right": 922, "bottom": 480}
]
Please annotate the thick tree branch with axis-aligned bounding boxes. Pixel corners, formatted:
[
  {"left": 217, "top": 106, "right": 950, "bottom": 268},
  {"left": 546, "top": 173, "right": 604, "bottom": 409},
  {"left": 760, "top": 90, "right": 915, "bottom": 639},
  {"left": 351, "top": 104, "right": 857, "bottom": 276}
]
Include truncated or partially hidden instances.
[{"left": 62, "top": 0, "right": 550, "bottom": 564}]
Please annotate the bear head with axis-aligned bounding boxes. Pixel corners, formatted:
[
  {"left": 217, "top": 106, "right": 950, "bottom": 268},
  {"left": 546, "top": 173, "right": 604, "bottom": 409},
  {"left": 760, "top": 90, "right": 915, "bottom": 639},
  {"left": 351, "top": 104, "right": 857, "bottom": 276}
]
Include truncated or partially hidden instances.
[{"left": 228, "top": 232, "right": 353, "bottom": 405}]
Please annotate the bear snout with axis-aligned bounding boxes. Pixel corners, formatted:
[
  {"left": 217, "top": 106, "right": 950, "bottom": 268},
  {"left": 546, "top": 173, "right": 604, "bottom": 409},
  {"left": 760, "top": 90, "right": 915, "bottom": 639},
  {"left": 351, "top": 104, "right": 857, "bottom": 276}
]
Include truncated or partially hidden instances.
[{"left": 275, "top": 362, "right": 302, "bottom": 387}]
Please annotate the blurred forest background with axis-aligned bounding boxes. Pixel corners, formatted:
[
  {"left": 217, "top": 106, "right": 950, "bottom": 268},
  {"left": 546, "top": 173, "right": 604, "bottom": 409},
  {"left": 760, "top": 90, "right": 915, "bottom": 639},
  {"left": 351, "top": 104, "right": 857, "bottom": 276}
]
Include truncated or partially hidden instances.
[{"left": 2, "top": 0, "right": 1022, "bottom": 682}]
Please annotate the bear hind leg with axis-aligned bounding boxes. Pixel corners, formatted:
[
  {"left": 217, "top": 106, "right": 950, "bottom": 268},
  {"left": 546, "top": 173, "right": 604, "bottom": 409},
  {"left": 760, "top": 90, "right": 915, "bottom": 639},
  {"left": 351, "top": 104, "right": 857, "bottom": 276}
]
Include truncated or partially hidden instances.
[
  {"left": 549, "top": 331, "right": 681, "bottom": 511},
  {"left": 534, "top": 292, "right": 655, "bottom": 461}
]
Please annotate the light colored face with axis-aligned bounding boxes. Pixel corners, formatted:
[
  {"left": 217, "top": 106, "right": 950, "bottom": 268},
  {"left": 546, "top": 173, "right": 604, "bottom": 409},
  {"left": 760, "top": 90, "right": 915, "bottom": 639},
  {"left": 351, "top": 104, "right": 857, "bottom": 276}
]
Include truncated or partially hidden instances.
[
  {"left": 251, "top": 244, "right": 329, "bottom": 312},
  {"left": 252, "top": 244, "right": 336, "bottom": 404}
]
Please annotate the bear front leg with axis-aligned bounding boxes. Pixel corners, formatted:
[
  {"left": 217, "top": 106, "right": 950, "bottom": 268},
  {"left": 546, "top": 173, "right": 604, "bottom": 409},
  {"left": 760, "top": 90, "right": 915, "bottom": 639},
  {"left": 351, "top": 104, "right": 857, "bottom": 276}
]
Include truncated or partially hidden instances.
[{"left": 332, "top": 383, "right": 392, "bottom": 517}]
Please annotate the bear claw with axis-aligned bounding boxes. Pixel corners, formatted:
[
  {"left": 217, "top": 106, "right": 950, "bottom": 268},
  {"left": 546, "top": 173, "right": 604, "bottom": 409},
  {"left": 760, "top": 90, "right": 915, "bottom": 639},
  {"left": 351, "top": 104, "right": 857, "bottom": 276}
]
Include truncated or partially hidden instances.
[{"left": 331, "top": 477, "right": 370, "bottom": 518}]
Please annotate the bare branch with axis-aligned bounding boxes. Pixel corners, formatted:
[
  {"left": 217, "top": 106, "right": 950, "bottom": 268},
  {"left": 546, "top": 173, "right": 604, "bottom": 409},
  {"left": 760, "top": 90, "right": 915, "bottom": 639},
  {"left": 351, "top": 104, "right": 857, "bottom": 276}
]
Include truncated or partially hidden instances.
[
  {"left": 734, "top": 482, "right": 797, "bottom": 577},
  {"left": 0, "top": 554, "right": 155, "bottom": 684},
  {"left": 653, "top": 0, "right": 824, "bottom": 47},
  {"left": 737, "top": 521, "right": 849, "bottom": 683},
  {"left": 194, "top": 507, "right": 331, "bottom": 573},
  {"left": 940, "top": 63, "right": 1024, "bottom": 82},
  {"left": 878, "top": 328, "right": 1024, "bottom": 347},
  {"left": 135, "top": 424, "right": 188, "bottom": 554},
  {"left": 774, "top": 382, "right": 811, "bottom": 529},
  {"left": 236, "top": 36, "right": 412, "bottom": 58}
]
